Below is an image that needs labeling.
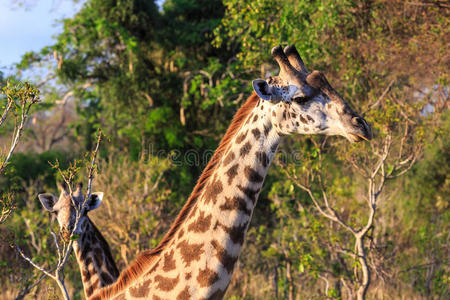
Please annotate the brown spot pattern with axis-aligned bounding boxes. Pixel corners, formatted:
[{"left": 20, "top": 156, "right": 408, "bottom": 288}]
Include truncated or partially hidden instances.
[
  {"left": 219, "top": 222, "right": 248, "bottom": 245},
  {"left": 307, "top": 115, "right": 314, "bottom": 122},
  {"left": 204, "top": 179, "right": 223, "bottom": 205},
  {"left": 177, "top": 240, "right": 204, "bottom": 267},
  {"left": 256, "top": 151, "right": 269, "bottom": 168},
  {"left": 226, "top": 164, "right": 238, "bottom": 184},
  {"left": 154, "top": 274, "right": 179, "bottom": 291},
  {"left": 197, "top": 267, "right": 219, "bottom": 288},
  {"left": 300, "top": 115, "right": 308, "bottom": 124},
  {"left": 237, "top": 185, "right": 260, "bottom": 204},
  {"left": 251, "top": 128, "right": 261, "bottom": 140},
  {"left": 223, "top": 151, "right": 235, "bottom": 166},
  {"left": 86, "top": 278, "right": 99, "bottom": 296},
  {"left": 244, "top": 166, "right": 264, "bottom": 183},
  {"left": 219, "top": 196, "right": 251, "bottom": 216},
  {"left": 211, "top": 240, "right": 238, "bottom": 273},
  {"left": 240, "top": 142, "right": 252, "bottom": 157},
  {"left": 235, "top": 131, "right": 247, "bottom": 144},
  {"left": 264, "top": 123, "right": 272, "bottom": 136},
  {"left": 82, "top": 256, "right": 93, "bottom": 281},
  {"left": 187, "top": 211, "right": 212, "bottom": 233},
  {"left": 177, "top": 286, "right": 191, "bottom": 300},
  {"left": 162, "top": 249, "right": 176, "bottom": 272},
  {"left": 129, "top": 279, "right": 151, "bottom": 297}
]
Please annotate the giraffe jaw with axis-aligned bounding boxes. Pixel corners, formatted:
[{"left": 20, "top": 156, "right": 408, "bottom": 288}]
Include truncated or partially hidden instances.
[
  {"left": 344, "top": 115, "right": 372, "bottom": 143},
  {"left": 347, "top": 133, "right": 371, "bottom": 143}
]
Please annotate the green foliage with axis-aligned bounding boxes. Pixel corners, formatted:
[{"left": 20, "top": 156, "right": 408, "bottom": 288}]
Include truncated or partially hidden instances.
[
  {"left": 215, "top": 0, "right": 347, "bottom": 70},
  {"left": 2, "top": 0, "right": 448, "bottom": 298},
  {"left": 0, "top": 151, "right": 73, "bottom": 193}
]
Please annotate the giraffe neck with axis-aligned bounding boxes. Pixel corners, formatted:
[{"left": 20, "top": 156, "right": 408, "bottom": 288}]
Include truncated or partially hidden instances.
[
  {"left": 169, "top": 98, "right": 280, "bottom": 298},
  {"left": 73, "top": 217, "right": 119, "bottom": 298},
  {"left": 91, "top": 95, "right": 282, "bottom": 300}
]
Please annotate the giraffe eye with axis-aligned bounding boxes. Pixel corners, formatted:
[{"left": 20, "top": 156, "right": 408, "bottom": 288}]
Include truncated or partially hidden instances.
[{"left": 293, "top": 96, "right": 309, "bottom": 104}]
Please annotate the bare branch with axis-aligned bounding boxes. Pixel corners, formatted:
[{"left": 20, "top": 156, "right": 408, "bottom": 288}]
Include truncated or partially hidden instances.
[
  {"left": 51, "top": 231, "right": 62, "bottom": 265},
  {"left": 16, "top": 244, "right": 56, "bottom": 280},
  {"left": 277, "top": 162, "right": 357, "bottom": 235},
  {"left": 14, "top": 273, "right": 47, "bottom": 300},
  {"left": 86, "top": 129, "right": 103, "bottom": 200},
  {"left": 363, "top": 80, "right": 394, "bottom": 114},
  {"left": 0, "top": 96, "right": 13, "bottom": 127}
]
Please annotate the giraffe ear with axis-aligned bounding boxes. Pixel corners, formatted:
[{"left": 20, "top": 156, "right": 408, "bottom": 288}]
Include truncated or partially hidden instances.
[
  {"left": 38, "top": 193, "right": 58, "bottom": 212},
  {"left": 252, "top": 79, "right": 298, "bottom": 103},
  {"left": 252, "top": 79, "right": 273, "bottom": 101},
  {"left": 86, "top": 192, "right": 103, "bottom": 211}
]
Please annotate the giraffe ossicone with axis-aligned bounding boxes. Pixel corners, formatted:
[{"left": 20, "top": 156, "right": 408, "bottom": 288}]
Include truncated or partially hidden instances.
[
  {"left": 39, "top": 183, "right": 119, "bottom": 299},
  {"left": 91, "top": 44, "right": 372, "bottom": 300}
]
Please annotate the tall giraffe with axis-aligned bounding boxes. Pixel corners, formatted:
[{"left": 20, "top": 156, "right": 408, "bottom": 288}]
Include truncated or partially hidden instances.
[
  {"left": 39, "top": 183, "right": 120, "bottom": 298},
  {"left": 91, "top": 45, "right": 372, "bottom": 300}
]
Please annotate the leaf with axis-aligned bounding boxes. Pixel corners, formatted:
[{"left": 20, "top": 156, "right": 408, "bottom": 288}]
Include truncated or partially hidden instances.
[{"left": 298, "top": 263, "right": 305, "bottom": 273}]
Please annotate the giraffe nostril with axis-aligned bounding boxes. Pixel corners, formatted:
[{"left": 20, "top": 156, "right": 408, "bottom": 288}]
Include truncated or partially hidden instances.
[{"left": 352, "top": 117, "right": 365, "bottom": 127}]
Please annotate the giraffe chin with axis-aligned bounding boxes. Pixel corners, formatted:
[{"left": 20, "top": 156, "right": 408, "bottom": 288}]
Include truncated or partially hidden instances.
[
  {"left": 62, "top": 232, "right": 71, "bottom": 243},
  {"left": 347, "top": 133, "right": 371, "bottom": 143}
]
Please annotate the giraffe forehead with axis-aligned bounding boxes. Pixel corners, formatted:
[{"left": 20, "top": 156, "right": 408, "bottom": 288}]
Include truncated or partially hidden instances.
[
  {"left": 57, "top": 205, "right": 74, "bottom": 225},
  {"left": 54, "top": 194, "right": 71, "bottom": 210}
]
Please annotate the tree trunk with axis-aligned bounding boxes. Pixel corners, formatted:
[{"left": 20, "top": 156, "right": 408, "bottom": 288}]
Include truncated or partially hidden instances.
[
  {"left": 356, "top": 237, "right": 370, "bottom": 300},
  {"left": 272, "top": 266, "right": 279, "bottom": 299},
  {"left": 286, "top": 261, "right": 294, "bottom": 300}
]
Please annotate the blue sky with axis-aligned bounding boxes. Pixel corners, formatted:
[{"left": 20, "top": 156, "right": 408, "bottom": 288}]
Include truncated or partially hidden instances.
[
  {"left": 0, "top": 0, "right": 84, "bottom": 74},
  {"left": 0, "top": 0, "right": 165, "bottom": 76}
]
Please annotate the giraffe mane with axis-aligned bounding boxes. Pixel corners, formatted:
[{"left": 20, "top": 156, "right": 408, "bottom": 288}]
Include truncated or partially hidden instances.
[{"left": 92, "top": 93, "right": 260, "bottom": 299}]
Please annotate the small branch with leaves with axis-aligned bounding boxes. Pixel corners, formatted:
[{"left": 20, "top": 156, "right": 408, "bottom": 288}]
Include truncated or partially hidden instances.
[
  {"left": 0, "top": 82, "right": 40, "bottom": 224},
  {"left": 15, "top": 130, "right": 103, "bottom": 300},
  {"left": 0, "top": 82, "right": 40, "bottom": 175}
]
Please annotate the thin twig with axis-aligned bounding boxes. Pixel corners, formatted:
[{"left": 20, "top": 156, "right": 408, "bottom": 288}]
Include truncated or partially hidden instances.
[
  {"left": 0, "top": 97, "right": 13, "bottom": 127},
  {"left": 0, "top": 95, "right": 39, "bottom": 175},
  {"left": 14, "top": 273, "right": 47, "bottom": 300},
  {"left": 16, "top": 244, "right": 56, "bottom": 280}
]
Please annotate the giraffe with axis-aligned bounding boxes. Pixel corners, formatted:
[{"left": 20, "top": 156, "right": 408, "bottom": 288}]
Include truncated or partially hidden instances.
[
  {"left": 90, "top": 45, "right": 372, "bottom": 300},
  {"left": 39, "top": 182, "right": 120, "bottom": 298}
]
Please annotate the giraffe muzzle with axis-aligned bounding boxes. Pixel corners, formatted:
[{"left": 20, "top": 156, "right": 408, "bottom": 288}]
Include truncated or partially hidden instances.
[{"left": 347, "top": 116, "right": 372, "bottom": 142}]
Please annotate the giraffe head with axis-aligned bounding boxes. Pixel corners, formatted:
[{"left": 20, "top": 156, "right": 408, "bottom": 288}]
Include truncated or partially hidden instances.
[
  {"left": 252, "top": 45, "right": 372, "bottom": 142},
  {"left": 38, "top": 182, "right": 104, "bottom": 241}
]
